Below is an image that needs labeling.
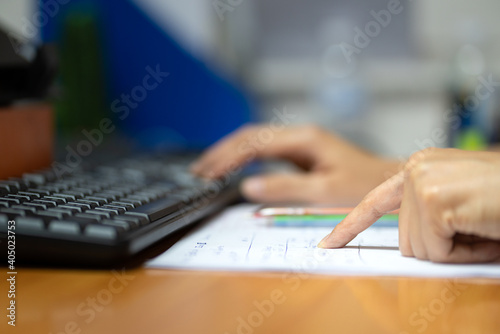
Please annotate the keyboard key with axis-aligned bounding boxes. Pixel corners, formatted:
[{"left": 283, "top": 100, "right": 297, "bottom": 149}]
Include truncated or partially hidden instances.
[
  {"left": 42, "top": 196, "right": 67, "bottom": 205},
  {"left": 0, "top": 208, "right": 26, "bottom": 219},
  {"left": 85, "top": 210, "right": 112, "bottom": 219},
  {"left": 7, "top": 178, "right": 30, "bottom": 191},
  {"left": 27, "top": 188, "right": 51, "bottom": 196},
  {"left": 0, "top": 185, "right": 10, "bottom": 196},
  {"left": 84, "top": 224, "right": 122, "bottom": 240},
  {"left": 0, "top": 197, "right": 21, "bottom": 205},
  {"left": 110, "top": 185, "right": 141, "bottom": 194},
  {"left": 125, "top": 197, "right": 183, "bottom": 222},
  {"left": 22, "top": 173, "right": 47, "bottom": 185},
  {"left": 101, "top": 219, "right": 133, "bottom": 231},
  {"left": 125, "top": 195, "right": 150, "bottom": 204},
  {"left": 0, "top": 181, "right": 20, "bottom": 193},
  {"left": 52, "top": 193, "right": 78, "bottom": 201},
  {"left": 58, "top": 205, "right": 83, "bottom": 214},
  {"left": 66, "top": 202, "right": 92, "bottom": 210},
  {"left": 103, "top": 189, "right": 127, "bottom": 197},
  {"left": 18, "top": 191, "right": 42, "bottom": 200},
  {"left": 75, "top": 200, "right": 98, "bottom": 208},
  {"left": 36, "top": 210, "right": 69, "bottom": 221},
  {"left": 110, "top": 201, "right": 135, "bottom": 209},
  {"left": 42, "top": 195, "right": 68, "bottom": 205},
  {"left": 114, "top": 214, "right": 148, "bottom": 226},
  {"left": 32, "top": 199, "right": 57, "bottom": 208},
  {"left": 49, "top": 221, "right": 80, "bottom": 235},
  {"left": 24, "top": 202, "right": 49, "bottom": 210},
  {"left": 47, "top": 208, "right": 74, "bottom": 216},
  {"left": 39, "top": 185, "right": 66, "bottom": 193},
  {"left": 134, "top": 191, "right": 159, "bottom": 201},
  {"left": 49, "top": 182, "right": 71, "bottom": 191},
  {"left": 170, "top": 188, "right": 202, "bottom": 203},
  {"left": 71, "top": 188, "right": 94, "bottom": 196},
  {"left": 117, "top": 198, "right": 143, "bottom": 207},
  {"left": 51, "top": 194, "right": 74, "bottom": 203},
  {"left": 7, "top": 194, "right": 30, "bottom": 203},
  {"left": 94, "top": 207, "right": 119, "bottom": 217},
  {"left": 0, "top": 214, "right": 8, "bottom": 231},
  {"left": 92, "top": 192, "right": 118, "bottom": 201},
  {"left": 84, "top": 196, "right": 108, "bottom": 205},
  {"left": 79, "top": 184, "right": 103, "bottom": 192},
  {"left": 11, "top": 205, "right": 37, "bottom": 213},
  {"left": 74, "top": 213, "right": 102, "bottom": 223},
  {"left": 16, "top": 217, "right": 45, "bottom": 232},
  {"left": 102, "top": 205, "right": 126, "bottom": 214}
]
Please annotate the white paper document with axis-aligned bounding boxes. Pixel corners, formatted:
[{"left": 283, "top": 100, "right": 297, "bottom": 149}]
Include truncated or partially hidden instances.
[{"left": 146, "top": 204, "right": 500, "bottom": 278}]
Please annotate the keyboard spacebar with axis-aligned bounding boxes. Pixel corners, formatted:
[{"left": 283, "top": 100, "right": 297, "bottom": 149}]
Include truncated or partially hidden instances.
[{"left": 125, "top": 197, "right": 184, "bottom": 222}]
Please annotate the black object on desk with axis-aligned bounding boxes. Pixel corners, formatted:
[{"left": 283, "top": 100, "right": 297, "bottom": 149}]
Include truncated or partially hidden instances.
[
  {"left": 0, "top": 28, "right": 57, "bottom": 106},
  {"left": 0, "top": 153, "right": 240, "bottom": 267}
]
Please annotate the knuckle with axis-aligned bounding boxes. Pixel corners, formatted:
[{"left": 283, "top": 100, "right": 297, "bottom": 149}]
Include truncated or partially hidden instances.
[
  {"left": 417, "top": 183, "right": 441, "bottom": 205},
  {"left": 420, "top": 146, "right": 438, "bottom": 157},
  {"left": 408, "top": 161, "right": 432, "bottom": 181},
  {"left": 406, "top": 147, "right": 437, "bottom": 171},
  {"left": 438, "top": 208, "right": 457, "bottom": 234}
]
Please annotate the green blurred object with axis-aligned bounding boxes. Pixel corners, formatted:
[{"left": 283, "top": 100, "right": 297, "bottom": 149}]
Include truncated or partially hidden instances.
[
  {"left": 56, "top": 8, "right": 107, "bottom": 137},
  {"left": 272, "top": 214, "right": 399, "bottom": 227},
  {"left": 456, "top": 128, "right": 487, "bottom": 151}
]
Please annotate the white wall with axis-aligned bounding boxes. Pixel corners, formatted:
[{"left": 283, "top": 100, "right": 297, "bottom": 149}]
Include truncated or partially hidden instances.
[
  {"left": 414, "top": 0, "right": 500, "bottom": 60},
  {"left": 0, "top": 0, "right": 34, "bottom": 40}
]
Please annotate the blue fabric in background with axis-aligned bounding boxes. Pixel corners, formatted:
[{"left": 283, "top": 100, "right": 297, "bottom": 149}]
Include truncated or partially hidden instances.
[{"left": 41, "top": 0, "right": 253, "bottom": 150}]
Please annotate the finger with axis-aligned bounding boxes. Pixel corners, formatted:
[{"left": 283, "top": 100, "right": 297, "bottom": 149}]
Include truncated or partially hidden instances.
[
  {"left": 192, "top": 125, "right": 320, "bottom": 178},
  {"left": 318, "top": 171, "right": 405, "bottom": 248},
  {"left": 398, "top": 190, "right": 413, "bottom": 257},
  {"left": 437, "top": 241, "right": 500, "bottom": 263},
  {"left": 190, "top": 125, "right": 255, "bottom": 176},
  {"left": 241, "top": 173, "right": 321, "bottom": 203},
  {"left": 454, "top": 234, "right": 495, "bottom": 243},
  {"left": 405, "top": 175, "right": 428, "bottom": 260}
]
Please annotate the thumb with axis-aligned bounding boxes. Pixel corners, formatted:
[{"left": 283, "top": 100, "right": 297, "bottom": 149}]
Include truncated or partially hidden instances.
[{"left": 241, "top": 173, "right": 317, "bottom": 203}]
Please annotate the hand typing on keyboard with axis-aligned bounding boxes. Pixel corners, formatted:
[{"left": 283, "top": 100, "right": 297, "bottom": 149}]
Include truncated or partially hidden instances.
[{"left": 191, "top": 125, "right": 400, "bottom": 206}]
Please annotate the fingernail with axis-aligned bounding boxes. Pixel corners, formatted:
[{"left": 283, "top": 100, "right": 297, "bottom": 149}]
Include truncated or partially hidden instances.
[
  {"left": 317, "top": 234, "right": 331, "bottom": 248},
  {"left": 242, "top": 178, "right": 264, "bottom": 197}
]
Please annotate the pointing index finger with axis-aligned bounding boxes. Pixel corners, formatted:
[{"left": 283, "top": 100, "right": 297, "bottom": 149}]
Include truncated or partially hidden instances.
[{"left": 318, "top": 171, "right": 405, "bottom": 248}]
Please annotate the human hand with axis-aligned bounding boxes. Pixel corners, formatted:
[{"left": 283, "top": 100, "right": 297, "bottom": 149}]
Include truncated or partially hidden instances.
[
  {"left": 191, "top": 124, "right": 399, "bottom": 205},
  {"left": 318, "top": 148, "right": 500, "bottom": 263}
]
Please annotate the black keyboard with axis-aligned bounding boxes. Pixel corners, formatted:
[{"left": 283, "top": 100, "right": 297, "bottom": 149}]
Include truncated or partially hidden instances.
[{"left": 0, "top": 154, "right": 240, "bottom": 267}]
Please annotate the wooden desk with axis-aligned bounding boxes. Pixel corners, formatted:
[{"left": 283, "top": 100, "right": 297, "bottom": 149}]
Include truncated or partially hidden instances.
[{"left": 2, "top": 266, "right": 499, "bottom": 334}]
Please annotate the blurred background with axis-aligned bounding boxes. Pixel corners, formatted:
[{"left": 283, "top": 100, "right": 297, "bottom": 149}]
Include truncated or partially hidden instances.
[{"left": 1, "top": 0, "right": 500, "bottom": 159}]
